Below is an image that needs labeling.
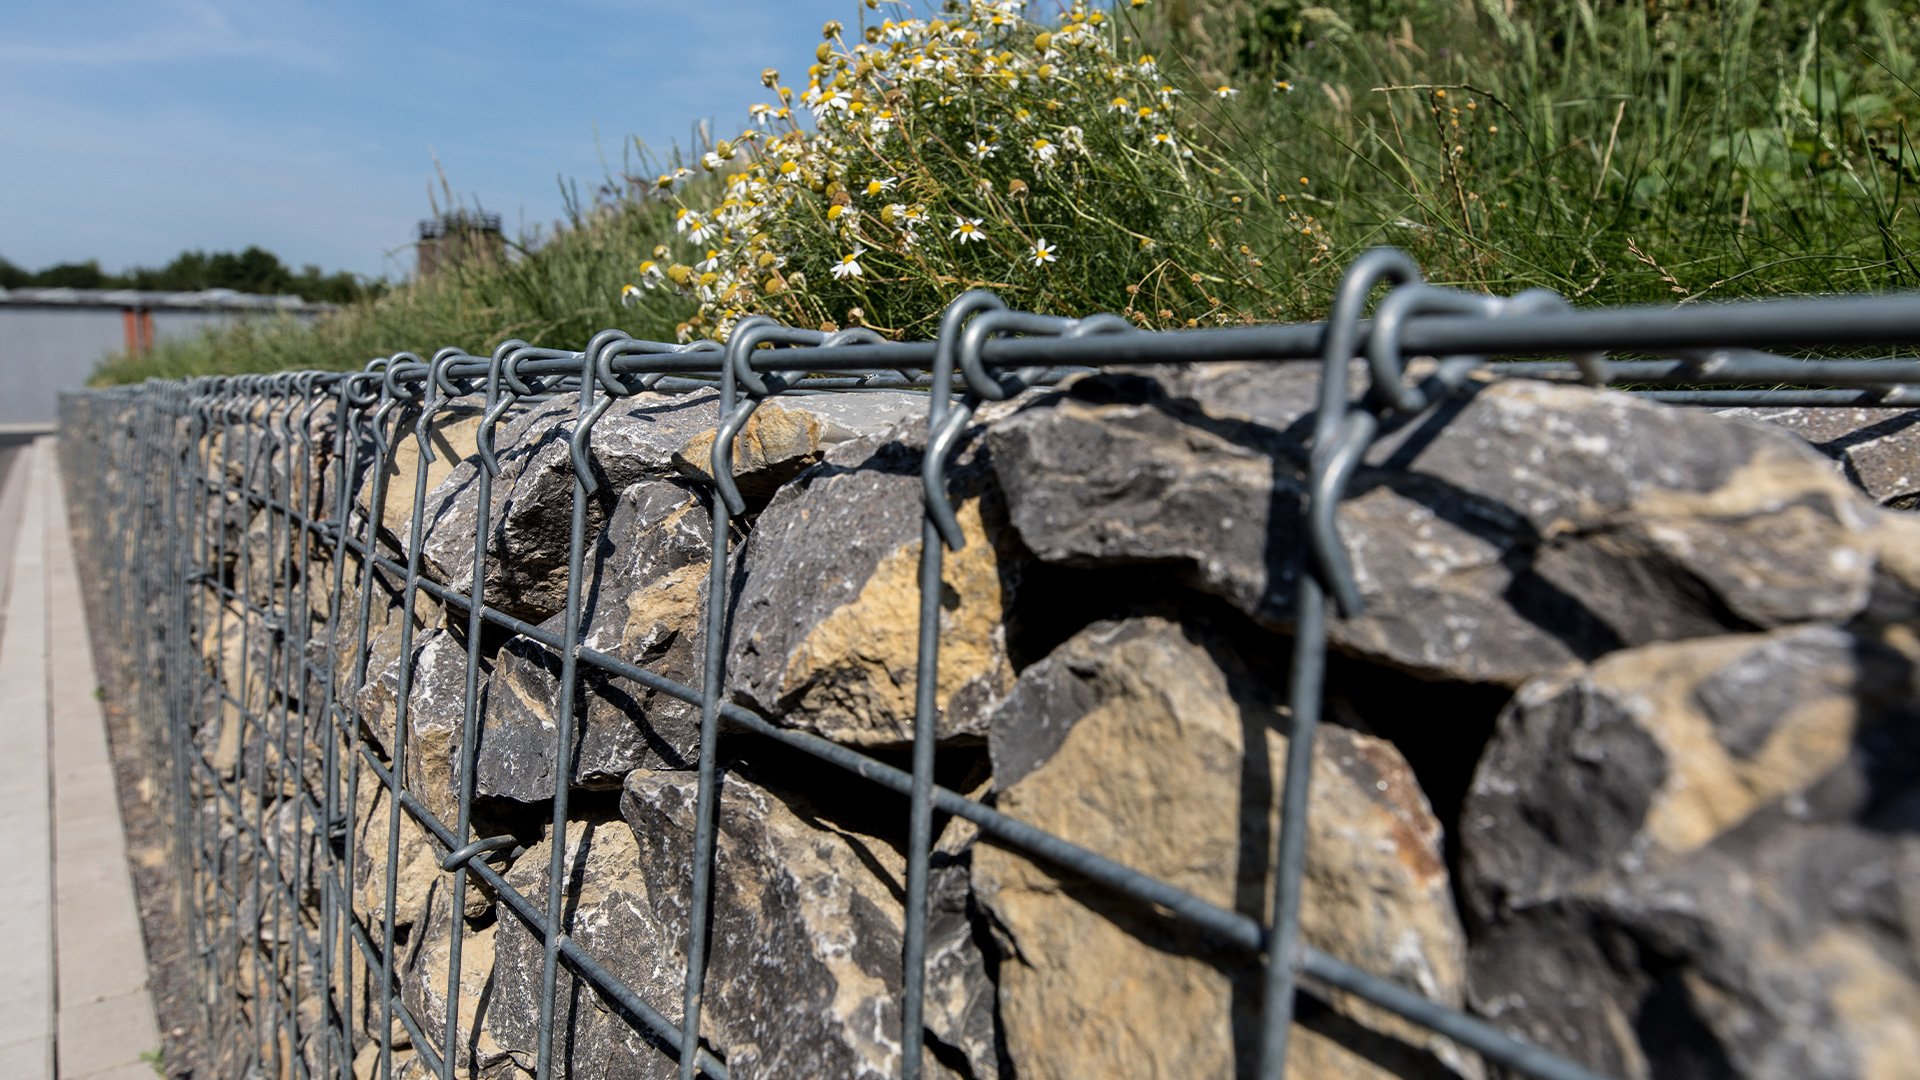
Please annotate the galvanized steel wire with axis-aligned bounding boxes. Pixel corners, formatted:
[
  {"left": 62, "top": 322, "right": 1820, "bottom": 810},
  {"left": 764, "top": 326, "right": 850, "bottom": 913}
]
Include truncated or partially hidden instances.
[{"left": 59, "top": 249, "right": 1920, "bottom": 1080}]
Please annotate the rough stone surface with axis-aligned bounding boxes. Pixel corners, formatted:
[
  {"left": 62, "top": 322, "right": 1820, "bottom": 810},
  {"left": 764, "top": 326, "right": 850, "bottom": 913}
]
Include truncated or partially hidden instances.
[
  {"left": 621, "top": 766, "right": 999, "bottom": 1079},
  {"left": 1460, "top": 624, "right": 1920, "bottom": 1079},
  {"left": 987, "top": 364, "right": 1920, "bottom": 684},
  {"left": 975, "top": 616, "right": 1478, "bottom": 1080},
  {"left": 328, "top": 566, "right": 449, "bottom": 728},
  {"left": 418, "top": 391, "right": 723, "bottom": 623},
  {"left": 359, "top": 400, "right": 491, "bottom": 549},
  {"left": 356, "top": 629, "right": 483, "bottom": 827},
  {"left": 476, "top": 479, "right": 712, "bottom": 801},
  {"left": 1715, "top": 404, "right": 1920, "bottom": 507},
  {"left": 350, "top": 768, "right": 442, "bottom": 938},
  {"left": 727, "top": 412, "right": 1026, "bottom": 747},
  {"left": 671, "top": 391, "right": 926, "bottom": 498},
  {"left": 156, "top": 366, "right": 1920, "bottom": 1080},
  {"left": 400, "top": 871, "right": 517, "bottom": 1077},
  {"left": 487, "top": 818, "right": 685, "bottom": 1079}
]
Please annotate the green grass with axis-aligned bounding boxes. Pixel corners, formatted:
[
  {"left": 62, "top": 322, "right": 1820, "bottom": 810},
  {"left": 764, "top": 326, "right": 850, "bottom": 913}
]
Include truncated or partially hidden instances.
[
  {"left": 1177, "top": 0, "right": 1920, "bottom": 307},
  {"left": 95, "top": 0, "right": 1920, "bottom": 384}
]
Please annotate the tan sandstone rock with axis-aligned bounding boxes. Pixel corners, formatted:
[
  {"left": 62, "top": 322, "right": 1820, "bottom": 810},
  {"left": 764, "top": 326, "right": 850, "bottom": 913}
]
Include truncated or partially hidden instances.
[{"left": 975, "top": 616, "right": 1478, "bottom": 1080}]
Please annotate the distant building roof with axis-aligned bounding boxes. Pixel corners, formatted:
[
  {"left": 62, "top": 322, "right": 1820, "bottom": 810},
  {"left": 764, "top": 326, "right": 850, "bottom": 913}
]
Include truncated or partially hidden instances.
[{"left": 0, "top": 287, "right": 333, "bottom": 313}]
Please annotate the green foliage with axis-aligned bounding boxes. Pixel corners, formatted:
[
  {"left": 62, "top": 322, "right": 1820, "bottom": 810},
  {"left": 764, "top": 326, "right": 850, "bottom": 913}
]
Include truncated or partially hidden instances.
[
  {"left": 624, "top": 1, "right": 1262, "bottom": 340},
  {"left": 1176, "top": 0, "right": 1920, "bottom": 304},
  {"left": 0, "top": 246, "right": 376, "bottom": 303}
]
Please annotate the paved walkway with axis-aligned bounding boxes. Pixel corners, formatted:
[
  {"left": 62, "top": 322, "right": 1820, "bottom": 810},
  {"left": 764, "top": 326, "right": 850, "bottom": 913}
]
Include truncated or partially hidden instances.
[{"left": 0, "top": 437, "right": 161, "bottom": 1079}]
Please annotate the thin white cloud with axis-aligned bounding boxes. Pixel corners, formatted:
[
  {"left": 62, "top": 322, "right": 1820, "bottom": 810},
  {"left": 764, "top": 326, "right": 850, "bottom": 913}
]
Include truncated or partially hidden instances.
[{"left": 0, "top": 0, "right": 334, "bottom": 70}]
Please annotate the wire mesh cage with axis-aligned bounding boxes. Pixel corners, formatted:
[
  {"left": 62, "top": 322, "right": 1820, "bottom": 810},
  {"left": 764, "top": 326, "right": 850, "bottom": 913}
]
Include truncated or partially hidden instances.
[{"left": 61, "top": 249, "right": 1920, "bottom": 1080}]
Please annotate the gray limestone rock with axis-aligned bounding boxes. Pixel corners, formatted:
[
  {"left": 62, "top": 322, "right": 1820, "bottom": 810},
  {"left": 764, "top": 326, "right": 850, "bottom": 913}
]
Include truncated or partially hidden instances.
[
  {"left": 417, "top": 391, "right": 723, "bottom": 623},
  {"left": 1460, "top": 624, "right": 1920, "bottom": 1079},
  {"left": 399, "top": 873, "right": 516, "bottom": 1078},
  {"left": 486, "top": 817, "right": 688, "bottom": 1079},
  {"left": 1714, "top": 404, "right": 1920, "bottom": 507},
  {"left": 475, "top": 479, "right": 712, "bottom": 802},
  {"left": 670, "top": 390, "right": 926, "bottom": 498},
  {"left": 726, "top": 408, "right": 1029, "bottom": 748},
  {"left": 620, "top": 767, "right": 998, "bottom": 1079},
  {"left": 986, "top": 364, "right": 1920, "bottom": 684},
  {"left": 355, "top": 628, "right": 483, "bottom": 827}
]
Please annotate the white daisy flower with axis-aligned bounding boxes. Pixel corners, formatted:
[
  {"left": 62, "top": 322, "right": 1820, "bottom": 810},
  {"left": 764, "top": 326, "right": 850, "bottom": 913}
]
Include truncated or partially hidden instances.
[
  {"left": 950, "top": 216, "right": 986, "bottom": 243},
  {"left": 810, "top": 87, "right": 853, "bottom": 119},
  {"left": 1029, "top": 238, "right": 1058, "bottom": 266},
  {"left": 830, "top": 247, "right": 866, "bottom": 280},
  {"left": 1214, "top": 85, "right": 1240, "bottom": 99},
  {"left": 967, "top": 139, "right": 999, "bottom": 161}
]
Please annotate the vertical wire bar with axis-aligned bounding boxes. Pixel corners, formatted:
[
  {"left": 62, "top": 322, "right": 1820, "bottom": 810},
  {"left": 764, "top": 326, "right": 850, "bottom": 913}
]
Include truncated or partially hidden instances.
[
  {"left": 314, "top": 387, "right": 351, "bottom": 1077},
  {"left": 186, "top": 388, "right": 221, "bottom": 1059},
  {"left": 313, "top": 384, "right": 367, "bottom": 1079},
  {"left": 263, "top": 393, "right": 293, "bottom": 1078},
  {"left": 680, "top": 350, "right": 740, "bottom": 1080},
  {"left": 1255, "top": 251, "right": 1416, "bottom": 1079},
  {"left": 211, "top": 392, "right": 242, "bottom": 1067},
  {"left": 384, "top": 366, "right": 454, "bottom": 1075},
  {"left": 239, "top": 391, "right": 280, "bottom": 1071},
  {"left": 1256, "top": 578, "right": 1328, "bottom": 1078},
  {"left": 188, "top": 392, "right": 208, "bottom": 1053},
  {"left": 274, "top": 391, "right": 304, "bottom": 1076},
  {"left": 243, "top": 390, "right": 277, "bottom": 1070},
  {"left": 442, "top": 360, "right": 506, "bottom": 1080},
  {"left": 273, "top": 391, "right": 316, "bottom": 1078},
  {"left": 376, "top": 385, "right": 431, "bottom": 1080},
  {"left": 536, "top": 357, "right": 601, "bottom": 1079},
  {"left": 899, "top": 496, "right": 944, "bottom": 1080},
  {"left": 348, "top": 384, "right": 396, "bottom": 1075},
  {"left": 290, "top": 386, "right": 323, "bottom": 1077},
  {"left": 898, "top": 305, "right": 981, "bottom": 1080},
  {"left": 160, "top": 389, "right": 199, "bottom": 1077}
]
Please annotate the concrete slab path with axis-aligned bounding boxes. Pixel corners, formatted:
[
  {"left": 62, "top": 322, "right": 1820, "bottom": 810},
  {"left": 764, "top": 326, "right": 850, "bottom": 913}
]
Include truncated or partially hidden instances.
[{"left": 0, "top": 438, "right": 162, "bottom": 1079}]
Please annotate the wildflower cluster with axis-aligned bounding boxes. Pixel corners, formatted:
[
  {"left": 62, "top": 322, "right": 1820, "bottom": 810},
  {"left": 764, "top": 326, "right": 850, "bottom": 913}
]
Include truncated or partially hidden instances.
[{"left": 622, "top": 0, "right": 1261, "bottom": 340}]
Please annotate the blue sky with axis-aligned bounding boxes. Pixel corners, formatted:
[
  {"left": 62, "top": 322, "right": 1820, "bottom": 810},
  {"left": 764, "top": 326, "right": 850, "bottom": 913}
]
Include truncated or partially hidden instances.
[{"left": 0, "top": 0, "right": 849, "bottom": 282}]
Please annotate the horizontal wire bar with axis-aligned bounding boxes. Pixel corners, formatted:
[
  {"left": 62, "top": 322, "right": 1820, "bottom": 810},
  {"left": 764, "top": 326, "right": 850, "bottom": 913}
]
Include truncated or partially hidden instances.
[{"left": 330, "top": 538, "right": 1606, "bottom": 1078}]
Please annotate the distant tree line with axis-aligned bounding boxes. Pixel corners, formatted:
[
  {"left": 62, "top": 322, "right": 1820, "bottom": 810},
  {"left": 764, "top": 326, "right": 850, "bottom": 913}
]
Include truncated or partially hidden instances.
[{"left": 0, "top": 246, "right": 382, "bottom": 304}]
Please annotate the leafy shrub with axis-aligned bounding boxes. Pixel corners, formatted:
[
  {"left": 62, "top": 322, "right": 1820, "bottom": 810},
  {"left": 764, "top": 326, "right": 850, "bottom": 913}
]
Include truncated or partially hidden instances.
[{"left": 626, "top": 0, "right": 1284, "bottom": 340}]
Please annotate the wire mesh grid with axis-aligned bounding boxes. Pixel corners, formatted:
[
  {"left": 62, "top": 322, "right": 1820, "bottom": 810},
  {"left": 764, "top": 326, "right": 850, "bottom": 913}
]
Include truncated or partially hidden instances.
[{"left": 58, "top": 249, "right": 1920, "bottom": 1080}]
